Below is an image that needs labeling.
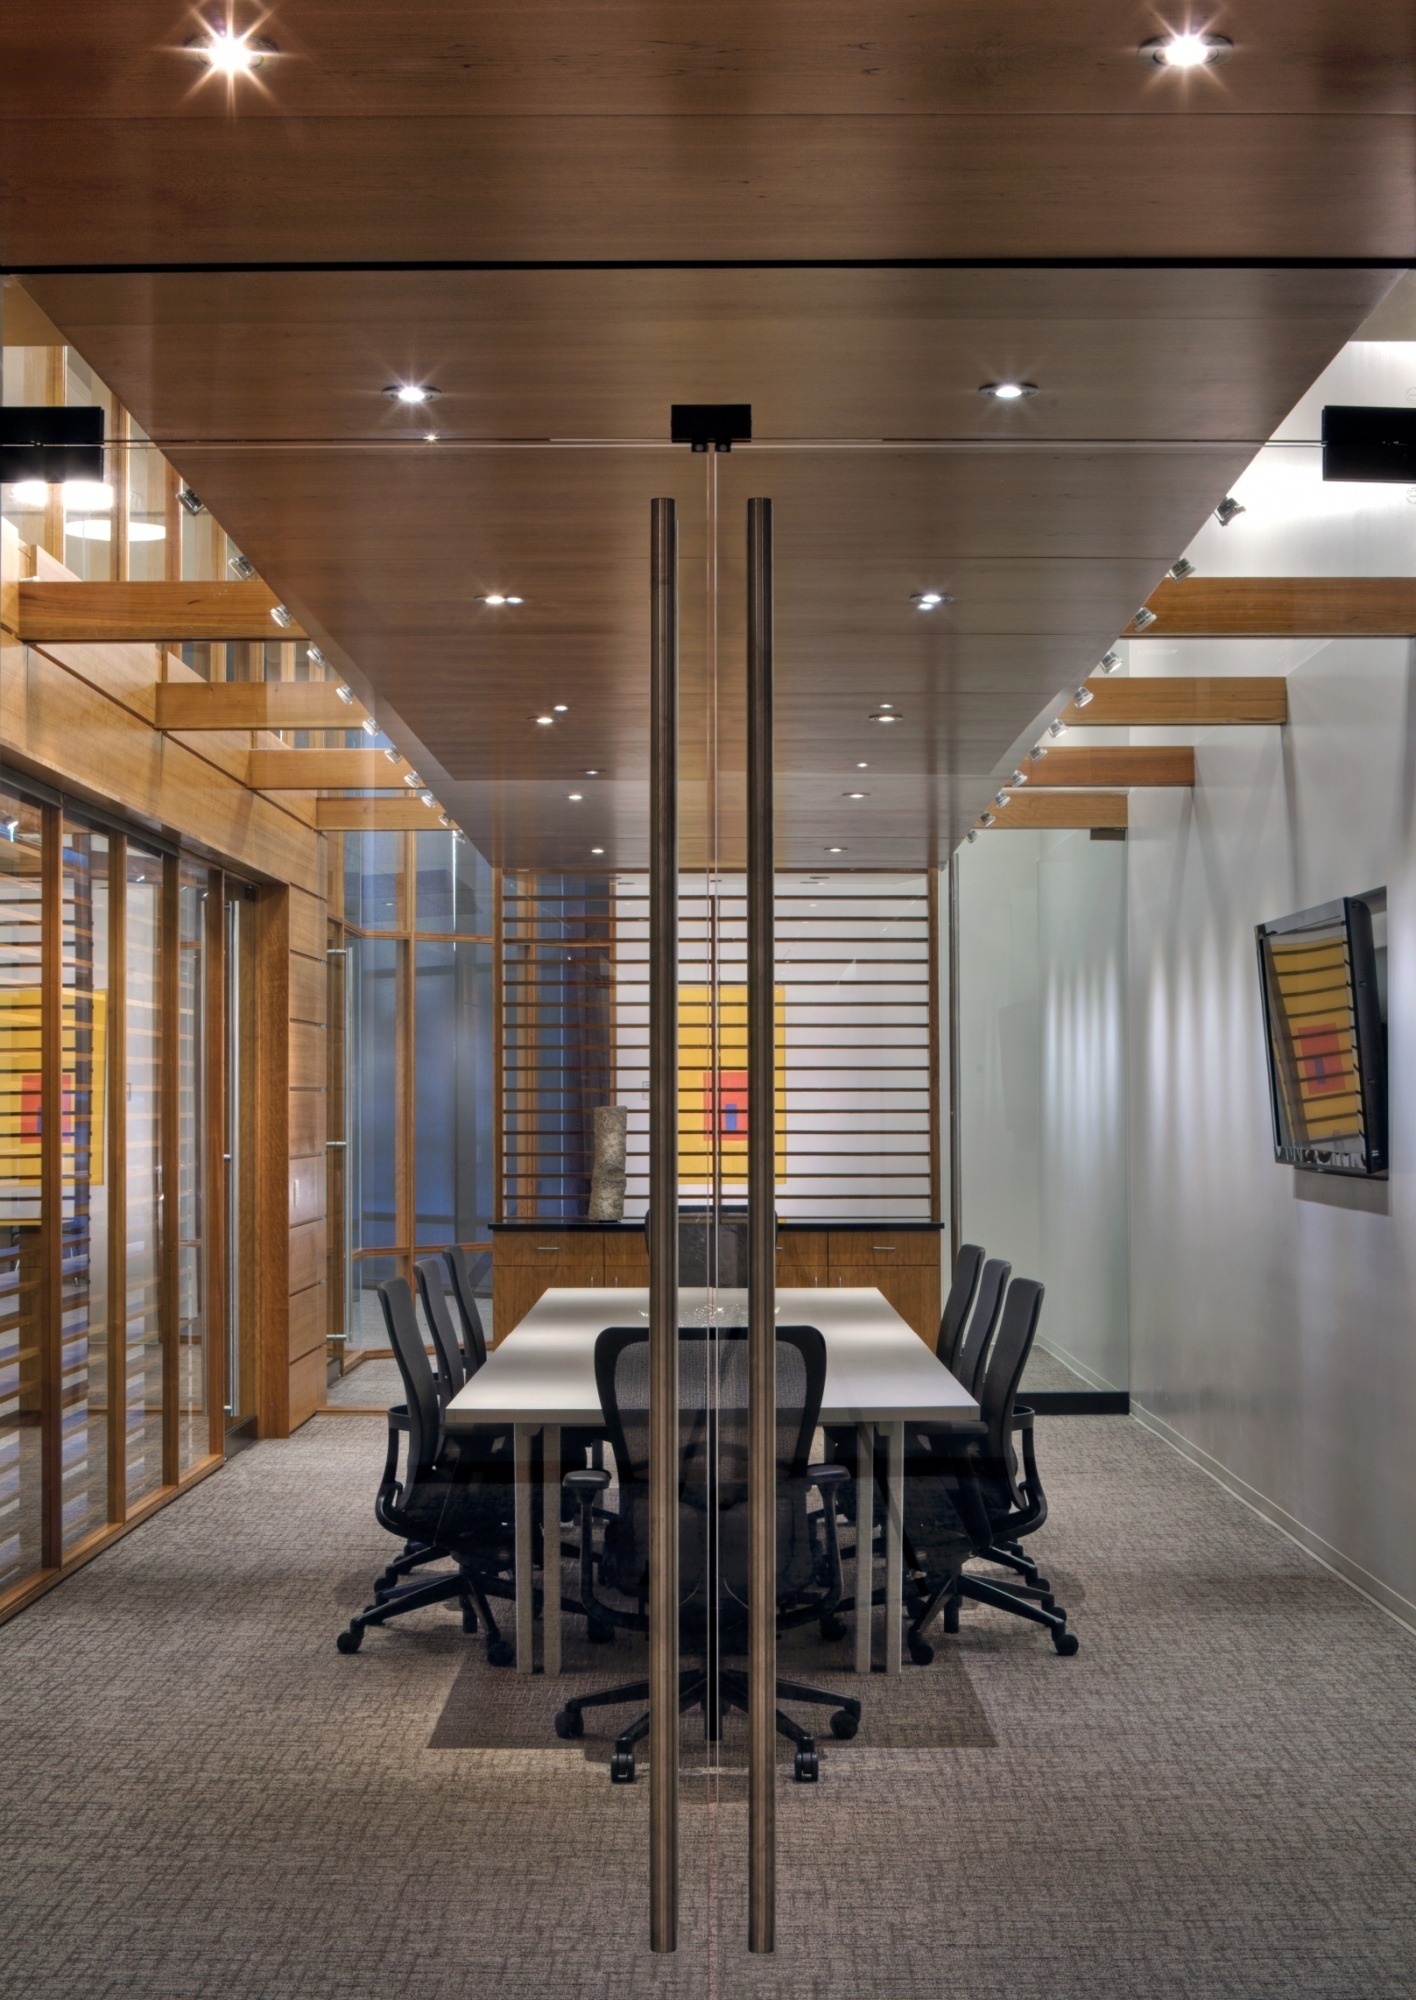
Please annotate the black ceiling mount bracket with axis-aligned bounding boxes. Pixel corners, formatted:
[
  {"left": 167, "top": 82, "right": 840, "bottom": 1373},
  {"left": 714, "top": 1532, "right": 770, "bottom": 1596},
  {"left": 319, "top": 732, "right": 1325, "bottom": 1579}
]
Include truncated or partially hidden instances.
[
  {"left": 670, "top": 403, "right": 752, "bottom": 453},
  {"left": 0, "top": 405, "right": 105, "bottom": 485},
  {"left": 1321, "top": 404, "right": 1416, "bottom": 483}
]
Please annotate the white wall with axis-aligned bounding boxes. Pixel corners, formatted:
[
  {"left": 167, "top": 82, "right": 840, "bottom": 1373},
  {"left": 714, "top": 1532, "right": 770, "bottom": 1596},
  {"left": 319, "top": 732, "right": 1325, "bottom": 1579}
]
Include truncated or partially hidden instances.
[
  {"left": 1126, "top": 636, "right": 1416, "bottom": 1617},
  {"left": 956, "top": 828, "right": 1129, "bottom": 1388}
]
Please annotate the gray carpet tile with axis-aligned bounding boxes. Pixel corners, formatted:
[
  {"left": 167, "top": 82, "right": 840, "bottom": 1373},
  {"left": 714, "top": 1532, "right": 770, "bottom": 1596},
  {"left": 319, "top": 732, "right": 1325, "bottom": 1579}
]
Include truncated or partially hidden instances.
[{"left": 1, "top": 1411, "right": 1414, "bottom": 2000}]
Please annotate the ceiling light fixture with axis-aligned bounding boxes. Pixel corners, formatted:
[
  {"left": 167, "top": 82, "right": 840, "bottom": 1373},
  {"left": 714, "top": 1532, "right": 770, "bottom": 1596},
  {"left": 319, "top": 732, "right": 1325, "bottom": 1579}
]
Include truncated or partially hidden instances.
[
  {"left": 11, "top": 479, "right": 48, "bottom": 506},
  {"left": 361, "top": 717, "right": 378, "bottom": 737},
  {"left": 534, "top": 714, "right": 555, "bottom": 726},
  {"left": 591, "top": 847, "right": 605, "bottom": 856},
  {"left": 335, "top": 684, "right": 354, "bottom": 705},
  {"left": 979, "top": 381, "right": 1038, "bottom": 401},
  {"left": 911, "top": 591, "right": 952, "bottom": 610},
  {"left": 384, "top": 384, "right": 440, "bottom": 405},
  {"left": 869, "top": 710, "right": 900, "bottom": 725},
  {"left": 1010, "top": 768, "right": 1028, "bottom": 787},
  {"left": 1132, "top": 607, "right": 1158, "bottom": 631},
  {"left": 1099, "top": 650, "right": 1122, "bottom": 675},
  {"left": 993, "top": 791, "right": 1012, "bottom": 809},
  {"left": 1072, "top": 685, "right": 1094, "bottom": 708},
  {"left": 228, "top": 552, "right": 256, "bottom": 581},
  {"left": 844, "top": 791, "right": 868, "bottom": 800},
  {"left": 403, "top": 772, "right": 421, "bottom": 788},
  {"left": 419, "top": 790, "right": 436, "bottom": 808},
  {"left": 177, "top": 486, "right": 205, "bottom": 516},
  {"left": 186, "top": 25, "right": 276, "bottom": 75},
  {"left": 1029, "top": 741, "right": 1048, "bottom": 761},
  {"left": 1047, "top": 718, "right": 1069, "bottom": 740},
  {"left": 1140, "top": 30, "right": 1233, "bottom": 68},
  {"left": 307, "top": 645, "right": 325, "bottom": 666},
  {"left": 856, "top": 762, "right": 869, "bottom": 770},
  {"left": 1168, "top": 557, "right": 1197, "bottom": 581},
  {"left": 979, "top": 812, "right": 996, "bottom": 829},
  {"left": 424, "top": 433, "right": 439, "bottom": 443},
  {"left": 584, "top": 769, "right": 600, "bottom": 777},
  {"left": 826, "top": 846, "right": 845, "bottom": 854},
  {"left": 483, "top": 593, "right": 525, "bottom": 607},
  {"left": 384, "top": 747, "right": 400, "bottom": 764},
  {"left": 966, "top": 827, "right": 980, "bottom": 844},
  {"left": 568, "top": 793, "right": 583, "bottom": 802},
  {"left": 439, "top": 814, "right": 451, "bottom": 829},
  {"left": 1215, "top": 495, "right": 1246, "bottom": 527},
  {"left": 270, "top": 603, "right": 294, "bottom": 629},
  {"left": 552, "top": 703, "right": 568, "bottom": 713}
]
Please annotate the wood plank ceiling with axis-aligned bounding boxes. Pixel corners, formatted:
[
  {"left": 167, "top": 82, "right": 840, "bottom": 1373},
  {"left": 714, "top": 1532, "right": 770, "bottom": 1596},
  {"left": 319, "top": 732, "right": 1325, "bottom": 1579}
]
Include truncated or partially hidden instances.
[{"left": 1, "top": 3, "right": 1410, "bottom": 868}]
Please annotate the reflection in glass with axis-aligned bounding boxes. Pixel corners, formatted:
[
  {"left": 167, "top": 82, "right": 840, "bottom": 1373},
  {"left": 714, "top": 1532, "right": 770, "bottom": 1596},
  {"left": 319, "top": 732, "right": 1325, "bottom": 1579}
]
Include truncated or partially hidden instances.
[
  {"left": 415, "top": 831, "right": 494, "bottom": 936},
  {"left": 0, "top": 791, "right": 47, "bottom": 1590},
  {"left": 61, "top": 820, "right": 110, "bottom": 1550},
  {"left": 176, "top": 864, "right": 210, "bottom": 1474},
  {"left": 125, "top": 845, "right": 165, "bottom": 1503},
  {"left": 350, "top": 936, "right": 399, "bottom": 1257}
]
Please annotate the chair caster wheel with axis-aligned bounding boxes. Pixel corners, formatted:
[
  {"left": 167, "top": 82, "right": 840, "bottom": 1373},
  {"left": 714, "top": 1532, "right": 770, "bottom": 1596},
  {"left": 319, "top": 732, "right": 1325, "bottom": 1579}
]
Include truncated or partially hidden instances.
[
  {"left": 486, "top": 1639, "right": 515, "bottom": 1667},
  {"left": 554, "top": 1707, "right": 584, "bottom": 1740},
  {"left": 818, "top": 1612, "right": 848, "bottom": 1642},
  {"left": 610, "top": 1748, "right": 636, "bottom": 1784},
  {"left": 907, "top": 1631, "right": 934, "bottom": 1666},
  {"left": 829, "top": 1709, "right": 859, "bottom": 1740},
  {"left": 794, "top": 1742, "right": 820, "bottom": 1783},
  {"left": 461, "top": 1608, "right": 479, "bottom": 1634},
  {"left": 336, "top": 1626, "right": 362, "bottom": 1654},
  {"left": 587, "top": 1618, "right": 616, "bottom": 1644},
  {"left": 1053, "top": 1629, "right": 1080, "bottom": 1657}
]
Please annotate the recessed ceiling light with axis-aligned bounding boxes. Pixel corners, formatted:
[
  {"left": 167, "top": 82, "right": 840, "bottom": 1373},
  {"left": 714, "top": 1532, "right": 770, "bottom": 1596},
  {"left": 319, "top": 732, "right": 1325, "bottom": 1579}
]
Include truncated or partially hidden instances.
[
  {"left": 534, "top": 714, "right": 555, "bottom": 726},
  {"left": 186, "top": 26, "right": 276, "bottom": 75},
  {"left": 552, "top": 703, "right": 568, "bottom": 712},
  {"left": 385, "top": 384, "right": 440, "bottom": 405},
  {"left": 826, "top": 846, "right": 845, "bottom": 854},
  {"left": 424, "top": 432, "right": 439, "bottom": 443},
  {"left": 911, "top": 591, "right": 952, "bottom": 610},
  {"left": 568, "top": 793, "right": 583, "bottom": 802},
  {"left": 11, "top": 479, "right": 48, "bottom": 506},
  {"left": 855, "top": 762, "right": 869, "bottom": 769},
  {"left": 1140, "top": 30, "right": 1233, "bottom": 68},
  {"left": 584, "top": 769, "right": 600, "bottom": 777},
  {"left": 844, "top": 791, "right": 868, "bottom": 800},
  {"left": 878, "top": 701, "right": 894, "bottom": 709},
  {"left": 979, "top": 382, "right": 1038, "bottom": 402},
  {"left": 591, "top": 847, "right": 605, "bottom": 856},
  {"left": 869, "top": 711, "right": 900, "bottom": 725},
  {"left": 483, "top": 592, "right": 525, "bottom": 606}
]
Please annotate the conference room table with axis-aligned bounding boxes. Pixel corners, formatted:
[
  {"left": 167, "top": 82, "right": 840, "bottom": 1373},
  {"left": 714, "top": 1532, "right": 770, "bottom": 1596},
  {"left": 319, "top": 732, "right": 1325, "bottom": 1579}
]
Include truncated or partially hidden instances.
[{"left": 443, "top": 1285, "right": 979, "bottom": 1676}]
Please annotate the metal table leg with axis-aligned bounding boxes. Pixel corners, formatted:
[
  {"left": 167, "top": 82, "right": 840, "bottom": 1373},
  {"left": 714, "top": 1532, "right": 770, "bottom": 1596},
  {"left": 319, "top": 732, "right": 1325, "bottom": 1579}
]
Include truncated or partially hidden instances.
[
  {"left": 542, "top": 1422, "right": 561, "bottom": 1677},
  {"left": 854, "top": 1421, "right": 874, "bottom": 1675},
  {"left": 514, "top": 1422, "right": 534, "bottom": 1672},
  {"left": 884, "top": 1420, "right": 904, "bottom": 1676}
]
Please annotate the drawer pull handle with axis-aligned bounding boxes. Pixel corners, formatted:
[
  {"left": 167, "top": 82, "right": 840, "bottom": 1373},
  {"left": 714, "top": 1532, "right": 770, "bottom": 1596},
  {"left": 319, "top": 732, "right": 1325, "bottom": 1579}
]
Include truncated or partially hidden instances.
[
  {"left": 535, "top": 1246, "right": 560, "bottom": 1254},
  {"left": 871, "top": 1245, "right": 897, "bottom": 1252}
]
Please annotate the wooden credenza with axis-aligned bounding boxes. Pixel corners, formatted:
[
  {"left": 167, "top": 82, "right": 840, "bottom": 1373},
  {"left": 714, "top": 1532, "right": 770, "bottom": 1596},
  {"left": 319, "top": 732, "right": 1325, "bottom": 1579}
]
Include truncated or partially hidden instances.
[{"left": 491, "top": 1222, "right": 942, "bottom": 1344}]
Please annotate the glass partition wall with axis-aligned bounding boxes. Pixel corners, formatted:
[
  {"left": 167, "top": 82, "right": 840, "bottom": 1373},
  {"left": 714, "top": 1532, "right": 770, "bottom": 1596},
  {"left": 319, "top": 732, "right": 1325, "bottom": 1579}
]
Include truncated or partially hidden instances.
[{"left": 0, "top": 779, "right": 234, "bottom": 1613}]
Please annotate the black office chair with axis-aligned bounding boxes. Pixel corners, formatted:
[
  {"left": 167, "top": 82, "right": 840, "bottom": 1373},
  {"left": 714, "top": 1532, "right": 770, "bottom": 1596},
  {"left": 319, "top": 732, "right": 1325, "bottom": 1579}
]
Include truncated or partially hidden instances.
[
  {"left": 903, "top": 1277, "right": 1078, "bottom": 1660},
  {"left": 936, "top": 1242, "right": 986, "bottom": 1372},
  {"left": 553, "top": 1323, "right": 861, "bottom": 1784},
  {"left": 337, "top": 1276, "right": 517, "bottom": 1664},
  {"left": 444, "top": 1245, "right": 490, "bottom": 1373},
  {"left": 952, "top": 1255, "right": 1010, "bottom": 1399}
]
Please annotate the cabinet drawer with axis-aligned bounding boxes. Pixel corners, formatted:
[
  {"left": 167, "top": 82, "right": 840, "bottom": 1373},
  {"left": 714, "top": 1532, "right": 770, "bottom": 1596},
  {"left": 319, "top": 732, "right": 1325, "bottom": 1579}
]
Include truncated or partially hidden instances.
[
  {"left": 494, "top": 1230, "right": 604, "bottom": 1278},
  {"left": 775, "top": 1230, "right": 828, "bottom": 1285},
  {"left": 603, "top": 1232, "right": 649, "bottom": 1285},
  {"left": 829, "top": 1264, "right": 941, "bottom": 1344},
  {"left": 827, "top": 1228, "right": 939, "bottom": 1268}
]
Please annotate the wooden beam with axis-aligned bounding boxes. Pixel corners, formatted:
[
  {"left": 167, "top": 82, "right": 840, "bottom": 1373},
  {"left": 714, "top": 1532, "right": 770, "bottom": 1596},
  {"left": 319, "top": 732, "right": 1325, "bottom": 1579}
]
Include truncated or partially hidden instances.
[
  {"left": 1020, "top": 745, "right": 1195, "bottom": 787},
  {"left": 17, "top": 579, "right": 305, "bottom": 642},
  {"left": 314, "top": 797, "right": 445, "bottom": 832},
  {"left": 246, "top": 749, "right": 408, "bottom": 791},
  {"left": 991, "top": 791, "right": 1127, "bottom": 830},
  {"left": 1059, "top": 677, "right": 1287, "bottom": 727},
  {"left": 154, "top": 682, "right": 363, "bottom": 732},
  {"left": 1130, "top": 577, "right": 1416, "bottom": 638}
]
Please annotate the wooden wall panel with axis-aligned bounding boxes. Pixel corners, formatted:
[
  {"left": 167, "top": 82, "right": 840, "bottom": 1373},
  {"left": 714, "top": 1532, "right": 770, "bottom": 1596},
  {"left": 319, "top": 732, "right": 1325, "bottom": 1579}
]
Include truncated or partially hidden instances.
[
  {"left": 289, "top": 1218, "right": 328, "bottom": 1297},
  {"left": 289, "top": 1019, "right": 327, "bottom": 1088},
  {"left": 289, "top": 1088, "right": 327, "bottom": 1161},
  {"left": 288, "top": 1347, "right": 326, "bottom": 1433},
  {"left": 288, "top": 1283, "right": 326, "bottom": 1364},
  {"left": 289, "top": 953, "right": 327, "bottom": 1027},
  {"left": 288, "top": 886, "right": 327, "bottom": 961},
  {"left": 289, "top": 1158, "right": 326, "bottom": 1229}
]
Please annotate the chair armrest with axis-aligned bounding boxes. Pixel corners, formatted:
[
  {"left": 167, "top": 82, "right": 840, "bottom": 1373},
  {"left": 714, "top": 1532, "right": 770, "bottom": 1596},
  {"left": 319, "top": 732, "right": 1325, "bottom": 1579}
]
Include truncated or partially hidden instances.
[
  {"left": 1009, "top": 1405, "right": 1035, "bottom": 1431},
  {"left": 564, "top": 1467, "right": 612, "bottom": 1500},
  {"left": 807, "top": 1462, "right": 850, "bottom": 1489}
]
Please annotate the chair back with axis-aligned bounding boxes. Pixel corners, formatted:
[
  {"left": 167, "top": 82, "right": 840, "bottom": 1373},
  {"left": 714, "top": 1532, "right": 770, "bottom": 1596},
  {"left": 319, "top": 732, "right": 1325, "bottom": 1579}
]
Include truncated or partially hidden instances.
[
  {"left": 977, "top": 1278, "right": 1045, "bottom": 1457},
  {"left": 593, "top": 1323, "right": 825, "bottom": 1621},
  {"left": 937, "top": 1242, "right": 985, "bottom": 1369},
  {"left": 444, "top": 1245, "right": 489, "bottom": 1372},
  {"left": 954, "top": 1256, "right": 1010, "bottom": 1397},
  {"left": 414, "top": 1257, "right": 465, "bottom": 1399},
  {"left": 378, "top": 1277, "right": 441, "bottom": 1482}
]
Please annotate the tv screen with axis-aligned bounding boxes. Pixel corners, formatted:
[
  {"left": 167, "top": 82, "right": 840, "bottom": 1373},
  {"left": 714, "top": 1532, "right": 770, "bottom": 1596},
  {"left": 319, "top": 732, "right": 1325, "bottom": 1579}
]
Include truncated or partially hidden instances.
[{"left": 1256, "top": 895, "right": 1387, "bottom": 1178}]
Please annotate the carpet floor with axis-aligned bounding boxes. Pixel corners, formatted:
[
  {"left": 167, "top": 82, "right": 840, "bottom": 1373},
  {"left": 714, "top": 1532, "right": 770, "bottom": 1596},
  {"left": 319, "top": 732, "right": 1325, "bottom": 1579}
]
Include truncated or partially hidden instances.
[{"left": 1, "top": 1410, "right": 1413, "bottom": 2000}]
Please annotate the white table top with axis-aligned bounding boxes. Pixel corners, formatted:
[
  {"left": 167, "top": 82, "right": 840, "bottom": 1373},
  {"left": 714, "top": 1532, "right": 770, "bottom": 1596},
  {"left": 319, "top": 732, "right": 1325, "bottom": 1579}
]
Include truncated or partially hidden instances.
[{"left": 445, "top": 1286, "right": 979, "bottom": 1430}]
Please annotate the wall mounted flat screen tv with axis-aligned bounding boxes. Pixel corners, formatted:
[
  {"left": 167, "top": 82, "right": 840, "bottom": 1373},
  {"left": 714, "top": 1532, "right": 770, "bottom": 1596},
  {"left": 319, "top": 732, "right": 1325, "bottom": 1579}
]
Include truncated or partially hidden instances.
[{"left": 1256, "top": 894, "right": 1387, "bottom": 1178}]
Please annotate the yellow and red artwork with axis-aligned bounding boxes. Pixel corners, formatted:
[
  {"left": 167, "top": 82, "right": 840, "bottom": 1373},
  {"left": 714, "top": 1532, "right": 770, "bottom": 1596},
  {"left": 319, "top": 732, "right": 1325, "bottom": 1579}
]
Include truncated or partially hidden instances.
[
  {"left": 0, "top": 987, "right": 107, "bottom": 1222},
  {"left": 676, "top": 984, "right": 785, "bottom": 1189}
]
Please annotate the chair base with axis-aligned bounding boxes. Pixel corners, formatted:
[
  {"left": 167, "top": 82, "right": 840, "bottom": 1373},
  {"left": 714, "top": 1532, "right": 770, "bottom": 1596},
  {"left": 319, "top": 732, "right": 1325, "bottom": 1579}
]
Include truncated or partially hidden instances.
[
  {"left": 337, "top": 1565, "right": 516, "bottom": 1665},
  {"left": 905, "top": 1566, "right": 1078, "bottom": 1661},
  {"left": 554, "top": 1665, "right": 862, "bottom": 1784}
]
